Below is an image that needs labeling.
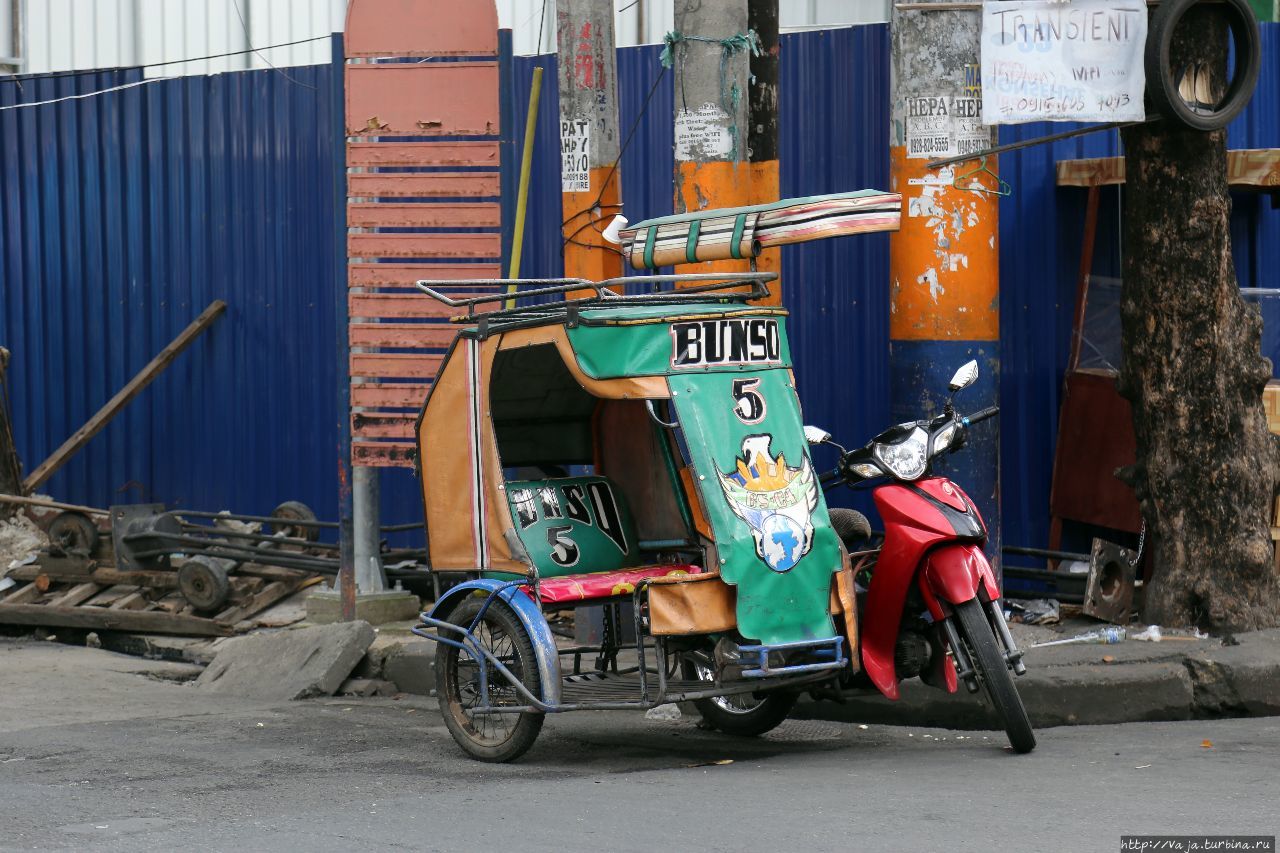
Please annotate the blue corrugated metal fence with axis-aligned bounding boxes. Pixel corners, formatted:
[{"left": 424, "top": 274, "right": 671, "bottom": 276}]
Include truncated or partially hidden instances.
[{"left": 2, "top": 26, "right": 1278, "bottom": 553}]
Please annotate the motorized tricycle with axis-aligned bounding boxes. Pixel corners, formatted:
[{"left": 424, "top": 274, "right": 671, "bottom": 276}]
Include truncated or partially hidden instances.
[{"left": 409, "top": 194, "right": 1033, "bottom": 762}]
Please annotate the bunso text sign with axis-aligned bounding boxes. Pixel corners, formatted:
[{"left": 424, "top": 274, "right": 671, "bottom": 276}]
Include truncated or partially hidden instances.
[{"left": 981, "top": 0, "right": 1147, "bottom": 124}]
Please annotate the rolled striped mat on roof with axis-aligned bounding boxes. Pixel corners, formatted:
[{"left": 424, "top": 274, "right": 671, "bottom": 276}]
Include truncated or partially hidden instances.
[{"left": 618, "top": 189, "right": 901, "bottom": 270}]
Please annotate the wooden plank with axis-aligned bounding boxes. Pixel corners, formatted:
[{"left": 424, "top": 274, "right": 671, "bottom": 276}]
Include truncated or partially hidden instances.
[
  {"left": 1, "top": 584, "right": 42, "bottom": 605},
  {"left": 344, "top": 0, "right": 498, "bottom": 57},
  {"left": 10, "top": 564, "right": 179, "bottom": 589},
  {"left": 1057, "top": 149, "right": 1280, "bottom": 188},
  {"left": 348, "top": 233, "right": 501, "bottom": 260},
  {"left": 349, "top": 263, "right": 502, "bottom": 287},
  {"left": 346, "top": 141, "right": 500, "bottom": 168},
  {"left": 0, "top": 493, "right": 109, "bottom": 516},
  {"left": 345, "top": 63, "right": 499, "bottom": 137},
  {"left": 350, "top": 353, "right": 444, "bottom": 379},
  {"left": 351, "top": 382, "right": 432, "bottom": 409},
  {"left": 349, "top": 324, "right": 457, "bottom": 349},
  {"left": 348, "top": 292, "right": 470, "bottom": 320},
  {"left": 23, "top": 301, "right": 227, "bottom": 491},
  {"left": 0, "top": 603, "right": 232, "bottom": 636},
  {"left": 347, "top": 202, "right": 500, "bottom": 228},
  {"left": 352, "top": 412, "right": 416, "bottom": 439},
  {"left": 214, "top": 580, "right": 293, "bottom": 625},
  {"left": 47, "top": 582, "right": 103, "bottom": 608},
  {"left": 352, "top": 441, "right": 418, "bottom": 467},
  {"left": 348, "top": 173, "right": 499, "bottom": 199},
  {"left": 109, "top": 590, "right": 149, "bottom": 610}
]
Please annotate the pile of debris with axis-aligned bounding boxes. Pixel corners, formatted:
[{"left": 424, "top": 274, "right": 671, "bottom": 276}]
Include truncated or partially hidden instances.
[{"left": 0, "top": 496, "right": 328, "bottom": 638}]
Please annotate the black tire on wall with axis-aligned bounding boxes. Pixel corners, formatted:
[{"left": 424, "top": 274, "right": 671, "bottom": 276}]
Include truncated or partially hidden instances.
[{"left": 1145, "top": 0, "right": 1261, "bottom": 131}]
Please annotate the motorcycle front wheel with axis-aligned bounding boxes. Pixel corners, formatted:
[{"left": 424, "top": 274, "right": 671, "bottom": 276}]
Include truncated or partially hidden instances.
[{"left": 952, "top": 599, "right": 1036, "bottom": 754}]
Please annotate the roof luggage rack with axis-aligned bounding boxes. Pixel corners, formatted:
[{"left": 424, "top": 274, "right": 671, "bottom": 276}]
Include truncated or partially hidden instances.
[{"left": 415, "top": 272, "right": 777, "bottom": 324}]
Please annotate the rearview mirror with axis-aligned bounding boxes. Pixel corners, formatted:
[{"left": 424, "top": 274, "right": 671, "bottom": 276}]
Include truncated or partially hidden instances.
[
  {"left": 803, "top": 425, "right": 832, "bottom": 445},
  {"left": 948, "top": 360, "right": 979, "bottom": 392}
]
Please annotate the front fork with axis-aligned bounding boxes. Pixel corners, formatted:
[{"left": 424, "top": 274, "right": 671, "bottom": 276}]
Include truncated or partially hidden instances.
[{"left": 940, "top": 597, "right": 1027, "bottom": 693}]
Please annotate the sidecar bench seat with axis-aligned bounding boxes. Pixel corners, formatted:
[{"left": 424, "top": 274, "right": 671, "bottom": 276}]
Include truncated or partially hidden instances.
[{"left": 527, "top": 564, "right": 704, "bottom": 605}]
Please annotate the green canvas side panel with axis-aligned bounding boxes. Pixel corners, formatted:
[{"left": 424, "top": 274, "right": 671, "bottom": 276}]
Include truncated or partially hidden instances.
[
  {"left": 668, "top": 369, "right": 840, "bottom": 646},
  {"left": 491, "top": 476, "right": 641, "bottom": 580},
  {"left": 567, "top": 309, "right": 793, "bottom": 379}
]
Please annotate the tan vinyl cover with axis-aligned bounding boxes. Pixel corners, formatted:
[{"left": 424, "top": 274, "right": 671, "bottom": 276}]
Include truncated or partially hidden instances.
[{"left": 648, "top": 571, "right": 738, "bottom": 636}]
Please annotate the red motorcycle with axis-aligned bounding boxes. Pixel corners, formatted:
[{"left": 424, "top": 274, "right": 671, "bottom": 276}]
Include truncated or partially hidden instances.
[{"left": 808, "top": 359, "right": 1035, "bottom": 753}]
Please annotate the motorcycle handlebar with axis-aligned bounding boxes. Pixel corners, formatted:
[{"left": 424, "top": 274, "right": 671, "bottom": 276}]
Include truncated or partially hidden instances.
[{"left": 964, "top": 406, "right": 1000, "bottom": 426}]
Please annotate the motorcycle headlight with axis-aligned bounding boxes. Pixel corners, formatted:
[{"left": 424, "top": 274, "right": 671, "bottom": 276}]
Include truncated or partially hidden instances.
[
  {"left": 874, "top": 427, "right": 929, "bottom": 480},
  {"left": 933, "top": 422, "right": 959, "bottom": 454}
]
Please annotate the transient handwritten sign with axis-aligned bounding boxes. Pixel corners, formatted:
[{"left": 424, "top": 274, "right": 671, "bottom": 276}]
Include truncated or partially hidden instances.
[
  {"left": 560, "top": 117, "right": 591, "bottom": 192},
  {"left": 981, "top": 0, "right": 1147, "bottom": 124}
]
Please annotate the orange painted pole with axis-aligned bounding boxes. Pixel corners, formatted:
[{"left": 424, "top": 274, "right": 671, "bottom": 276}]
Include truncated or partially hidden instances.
[
  {"left": 556, "top": 0, "right": 623, "bottom": 288},
  {"left": 670, "top": 0, "right": 779, "bottom": 304},
  {"left": 889, "top": 1, "right": 1002, "bottom": 573}
]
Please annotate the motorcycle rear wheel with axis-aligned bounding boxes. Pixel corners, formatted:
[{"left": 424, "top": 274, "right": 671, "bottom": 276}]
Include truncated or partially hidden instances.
[
  {"left": 953, "top": 599, "right": 1036, "bottom": 754},
  {"left": 435, "top": 596, "right": 544, "bottom": 763}
]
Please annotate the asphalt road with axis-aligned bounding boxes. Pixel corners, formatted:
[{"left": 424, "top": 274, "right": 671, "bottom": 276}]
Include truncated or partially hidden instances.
[{"left": 1, "top": 641, "right": 1278, "bottom": 852}]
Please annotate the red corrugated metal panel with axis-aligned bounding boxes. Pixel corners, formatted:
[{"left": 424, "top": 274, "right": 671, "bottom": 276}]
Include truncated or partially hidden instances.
[{"left": 343, "top": 1, "right": 502, "bottom": 466}]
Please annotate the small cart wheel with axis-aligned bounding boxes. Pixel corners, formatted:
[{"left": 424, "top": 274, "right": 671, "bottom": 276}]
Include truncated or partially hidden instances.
[
  {"left": 178, "top": 556, "right": 232, "bottom": 612},
  {"left": 683, "top": 659, "right": 796, "bottom": 737},
  {"left": 269, "top": 501, "right": 320, "bottom": 542},
  {"left": 48, "top": 511, "right": 100, "bottom": 555},
  {"left": 435, "top": 596, "right": 545, "bottom": 763}
]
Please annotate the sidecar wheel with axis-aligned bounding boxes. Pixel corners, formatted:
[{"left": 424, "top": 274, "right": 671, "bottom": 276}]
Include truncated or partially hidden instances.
[
  {"left": 435, "top": 596, "right": 544, "bottom": 763},
  {"left": 684, "top": 660, "right": 796, "bottom": 736},
  {"left": 953, "top": 599, "right": 1036, "bottom": 754}
]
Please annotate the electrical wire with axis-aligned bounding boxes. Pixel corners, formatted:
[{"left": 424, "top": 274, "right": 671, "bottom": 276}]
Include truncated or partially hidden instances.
[
  {"left": 0, "top": 76, "right": 173, "bottom": 111},
  {"left": 559, "top": 65, "right": 668, "bottom": 254},
  {"left": 230, "top": 0, "right": 317, "bottom": 90},
  {"left": 0, "top": 34, "right": 331, "bottom": 87}
]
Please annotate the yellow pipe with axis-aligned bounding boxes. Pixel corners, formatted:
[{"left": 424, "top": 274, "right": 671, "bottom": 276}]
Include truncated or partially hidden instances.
[{"left": 506, "top": 66, "right": 543, "bottom": 308}]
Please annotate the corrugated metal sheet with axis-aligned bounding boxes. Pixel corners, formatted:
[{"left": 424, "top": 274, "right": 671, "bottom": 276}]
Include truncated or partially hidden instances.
[
  {"left": 0, "top": 47, "right": 353, "bottom": 521},
  {"left": 3, "top": 24, "right": 1278, "bottom": 551}
]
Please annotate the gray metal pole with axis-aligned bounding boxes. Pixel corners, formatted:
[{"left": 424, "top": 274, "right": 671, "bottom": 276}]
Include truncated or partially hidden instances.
[{"left": 352, "top": 465, "right": 385, "bottom": 593}]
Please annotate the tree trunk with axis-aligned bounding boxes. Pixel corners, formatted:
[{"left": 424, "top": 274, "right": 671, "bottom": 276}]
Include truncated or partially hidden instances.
[{"left": 1120, "top": 8, "right": 1280, "bottom": 632}]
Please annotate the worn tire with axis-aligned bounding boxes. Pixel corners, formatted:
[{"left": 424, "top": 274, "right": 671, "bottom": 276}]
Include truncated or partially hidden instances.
[
  {"left": 953, "top": 599, "right": 1036, "bottom": 754},
  {"left": 829, "top": 508, "right": 872, "bottom": 550},
  {"left": 435, "top": 596, "right": 544, "bottom": 763},
  {"left": 177, "top": 556, "right": 232, "bottom": 612},
  {"left": 48, "top": 511, "right": 99, "bottom": 555},
  {"left": 1145, "top": 0, "right": 1260, "bottom": 131},
  {"left": 269, "top": 501, "right": 320, "bottom": 542},
  {"left": 683, "top": 660, "right": 796, "bottom": 737}
]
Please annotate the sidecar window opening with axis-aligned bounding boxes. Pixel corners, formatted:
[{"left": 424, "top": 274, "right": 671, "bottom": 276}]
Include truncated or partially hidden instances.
[
  {"left": 489, "top": 344, "right": 596, "bottom": 470},
  {"left": 488, "top": 343, "right": 696, "bottom": 554}
]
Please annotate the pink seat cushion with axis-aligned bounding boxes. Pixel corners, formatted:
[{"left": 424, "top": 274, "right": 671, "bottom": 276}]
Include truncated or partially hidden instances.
[{"left": 527, "top": 564, "right": 703, "bottom": 605}]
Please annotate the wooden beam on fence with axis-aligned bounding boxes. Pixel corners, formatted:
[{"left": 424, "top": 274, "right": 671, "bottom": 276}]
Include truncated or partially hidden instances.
[{"left": 22, "top": 300, "right": 227, "bottom": 493}]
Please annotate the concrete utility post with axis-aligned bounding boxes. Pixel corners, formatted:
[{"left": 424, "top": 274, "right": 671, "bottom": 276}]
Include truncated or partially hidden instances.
[
  {"left": 889, "top": 2, "right": 1002, "bottom": 572},
  {"left": 671, "top": 0, "right": 779, "bottom": 302},
  {"left": 556, "top": 0, "right": 623, "bottom": 284}
]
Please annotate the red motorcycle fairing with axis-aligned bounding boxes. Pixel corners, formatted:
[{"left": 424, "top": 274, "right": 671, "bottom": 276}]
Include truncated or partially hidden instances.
[
  {"left": 918, "top": 543, "right": 1000, "bottom": 622},
  {"left": 862, "top": 477, "right": 987, "bottom": 700}
]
